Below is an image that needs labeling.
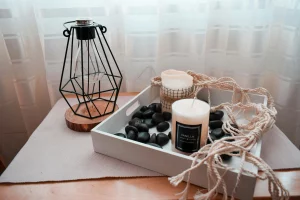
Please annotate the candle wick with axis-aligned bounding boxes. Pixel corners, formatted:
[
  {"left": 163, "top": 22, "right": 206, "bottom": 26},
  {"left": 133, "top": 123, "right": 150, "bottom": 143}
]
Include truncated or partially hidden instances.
[{"left": 191, "top": 97, "right": 196, "bottom": 107}]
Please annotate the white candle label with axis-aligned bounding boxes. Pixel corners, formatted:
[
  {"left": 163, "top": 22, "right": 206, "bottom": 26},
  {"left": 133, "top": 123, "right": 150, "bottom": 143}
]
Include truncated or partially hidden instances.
[{"left": 175, "top": 121, "right": 202, "bottom": 153}]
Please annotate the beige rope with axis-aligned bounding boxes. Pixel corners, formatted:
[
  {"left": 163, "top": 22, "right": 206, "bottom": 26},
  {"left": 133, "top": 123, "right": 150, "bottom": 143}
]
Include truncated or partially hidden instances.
[
  {"left": 151, "top": 71, "right": 289, "bottom": 200},
  {"left": 151, "top": 76, "right": 162, "bottom": 86}
]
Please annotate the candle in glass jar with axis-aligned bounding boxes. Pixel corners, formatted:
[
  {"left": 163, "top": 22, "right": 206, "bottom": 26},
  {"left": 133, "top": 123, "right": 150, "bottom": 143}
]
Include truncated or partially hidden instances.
[{"left": 171, "top": 99, "right": 210, "bottom": 154}]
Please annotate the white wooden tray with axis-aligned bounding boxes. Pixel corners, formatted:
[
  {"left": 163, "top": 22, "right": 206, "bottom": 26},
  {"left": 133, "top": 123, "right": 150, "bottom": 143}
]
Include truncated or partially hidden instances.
[{"left": 91, "top": 85, "right": 266, "bottom": 200}]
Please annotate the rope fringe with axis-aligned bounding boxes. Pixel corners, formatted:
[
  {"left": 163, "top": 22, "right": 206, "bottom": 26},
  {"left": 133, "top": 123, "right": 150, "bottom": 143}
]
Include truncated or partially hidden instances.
[{"left": 151, "top": 71, "right": 289, "bottom": 200}]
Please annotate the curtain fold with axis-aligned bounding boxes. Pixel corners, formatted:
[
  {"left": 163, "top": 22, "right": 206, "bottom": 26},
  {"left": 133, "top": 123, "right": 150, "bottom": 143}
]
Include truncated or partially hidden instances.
[{"left": 0, "top": 0, "right": 299, "bottom": 163}]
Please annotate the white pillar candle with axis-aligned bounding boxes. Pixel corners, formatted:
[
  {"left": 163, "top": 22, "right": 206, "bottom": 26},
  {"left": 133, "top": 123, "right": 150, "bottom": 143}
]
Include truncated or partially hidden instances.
[
  {"left": 171, "top": 99, "right": 210, "bottom": 154},
  {"left": 161, "top": 69, "right": 193, "bottom": 90}
]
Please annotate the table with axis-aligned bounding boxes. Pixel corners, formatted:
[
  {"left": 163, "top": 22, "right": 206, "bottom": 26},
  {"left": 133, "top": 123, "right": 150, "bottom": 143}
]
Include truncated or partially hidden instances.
[
  {"left": 0, "top": 170, "right": 300, "bottom": 199},
  {"left": 0, "top": 92, "right": 300, "bottom": 200}
]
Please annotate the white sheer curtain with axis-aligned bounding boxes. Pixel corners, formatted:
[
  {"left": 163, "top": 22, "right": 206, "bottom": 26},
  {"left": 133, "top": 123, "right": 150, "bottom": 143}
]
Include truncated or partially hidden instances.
[{"left": 0, "top": 0, "right": 299, "bottom": 164}]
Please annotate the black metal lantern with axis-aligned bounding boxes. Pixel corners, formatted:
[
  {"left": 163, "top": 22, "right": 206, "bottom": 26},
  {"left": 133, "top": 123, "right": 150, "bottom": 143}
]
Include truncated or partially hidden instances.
[{"left": 59, "top": 19, "right": 122, "bottom": 119}]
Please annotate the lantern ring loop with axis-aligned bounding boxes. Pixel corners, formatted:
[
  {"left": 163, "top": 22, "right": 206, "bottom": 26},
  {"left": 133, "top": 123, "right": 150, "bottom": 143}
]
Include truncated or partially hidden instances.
[
  {"left": 100, "top": 25, "right": 107, "bottom": 33},
  {"left": 63, "top": 29, "right": 71, "bottom": 37}
]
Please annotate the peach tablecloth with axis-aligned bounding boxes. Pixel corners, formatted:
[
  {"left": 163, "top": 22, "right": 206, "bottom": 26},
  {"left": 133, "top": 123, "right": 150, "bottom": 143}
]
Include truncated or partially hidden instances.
[{"left": 1, "top": 97, "right": 299, "bottom": 183}]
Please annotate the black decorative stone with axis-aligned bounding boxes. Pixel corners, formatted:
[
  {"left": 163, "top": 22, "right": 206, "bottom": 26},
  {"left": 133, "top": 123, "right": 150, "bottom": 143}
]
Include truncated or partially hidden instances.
[
  {"left": 137, "top": 132, "right": 150, "bottom": 143},
  {"left": 209, "top": 120, "right": 223, "bottom": 129},
  {"left": 148, "top": 103, "right": 157, "bottom": 111},
  {"left": 140, "top": 106, "right": 148, "bottom": 112},
  {"left": 144, "top": 119, "right": 156, "bottom": 128},
  {"left": 162, "top": 112, "right": 172, "bottom": 121},
  {"left": 149, "top": 133, "right": 156, "bottom": 143},
  {"left": 152, "top": 113, "right": 164, "bottom": 124},
  {"left": 214, "top": 110, "right": 224, "bottom": 119},
  {"left": 155, "top": 103, "right": 162, "bottom": 113},
  {"left": 125, "top": 125, "right": 138, "bottom": 134},
  {"left": 148, "top": 103, "right": 162, "bottom": 113},
  {"left": 128, "top": 118, "right": 143, "bottom": 127},
  {"left": 209, "top": 113, "right": 219, "bottom": 121},
  {"left": 136, "top": 123, "right": 149, "bottom": 132},
  {"left": 168, "top": 131, "right": 171, "bottom": 139},
  {"left": 147, "top": 143, "right": 162, "bottom": 148},
  {"left": 127, "top": 130, "right": 137, "bottom": 140},
  {"left": 220, "top": 154, "right": 232, "bottom": 161},
  {"left": 156, "top": 133, "right": 169, "bottom": 146},
  {"left": 132, "top": 111, "right": 143, "bottom": 119},
  {"left": 211, "top": 128, "right": 225, "bottom": 139},
  {"left": 209, "top": 110, "right": 224, "bottom": 121},
  {"left": 142, "top": 109, "right": 155, "bottom": 119},
  {"left": 156, "top": 122, "right": 170, "bottom": 132},
  {"left": 114, "top": 133, "right": 126, "bottom": 138}
]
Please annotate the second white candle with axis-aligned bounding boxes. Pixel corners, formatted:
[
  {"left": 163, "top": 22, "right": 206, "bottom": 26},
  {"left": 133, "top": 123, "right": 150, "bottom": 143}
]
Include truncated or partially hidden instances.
[{"left": 171, "top": 99, "right": 210, "bottom": 154}]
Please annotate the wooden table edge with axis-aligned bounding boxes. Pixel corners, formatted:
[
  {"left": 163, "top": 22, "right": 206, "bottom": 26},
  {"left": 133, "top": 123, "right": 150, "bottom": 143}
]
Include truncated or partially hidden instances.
[{"left": 1, "top": 169, "right": 300, "bottom": 199}]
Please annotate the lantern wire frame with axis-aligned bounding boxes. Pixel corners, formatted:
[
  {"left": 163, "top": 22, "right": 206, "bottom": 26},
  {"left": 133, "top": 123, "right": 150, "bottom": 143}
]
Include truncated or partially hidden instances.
[{"left": 59, "top": 21, "right": 122, "bottom": 119}]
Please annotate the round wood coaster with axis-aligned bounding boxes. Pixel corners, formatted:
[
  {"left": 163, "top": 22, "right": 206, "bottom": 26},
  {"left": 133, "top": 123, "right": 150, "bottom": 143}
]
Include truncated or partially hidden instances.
[{"left": 65, "top": 101, "right": 119, "bottom": 132}]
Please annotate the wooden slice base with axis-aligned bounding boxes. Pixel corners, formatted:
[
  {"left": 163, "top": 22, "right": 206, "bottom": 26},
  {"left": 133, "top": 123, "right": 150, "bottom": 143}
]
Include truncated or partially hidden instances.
[{"left": 65, "top": 101, "right": 119, "bottom": 132}]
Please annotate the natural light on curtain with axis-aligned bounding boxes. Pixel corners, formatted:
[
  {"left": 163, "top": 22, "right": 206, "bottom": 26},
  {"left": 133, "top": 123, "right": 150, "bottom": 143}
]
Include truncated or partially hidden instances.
[{"left": 0, "top": 0, "right": 299, "bottom": 163}]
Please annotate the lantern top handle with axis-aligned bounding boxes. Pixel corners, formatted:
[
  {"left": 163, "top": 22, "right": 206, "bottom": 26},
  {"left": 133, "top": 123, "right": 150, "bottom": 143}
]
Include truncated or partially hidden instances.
[{"left": 62, "top": 18, "right": 107, "bottom": 37}]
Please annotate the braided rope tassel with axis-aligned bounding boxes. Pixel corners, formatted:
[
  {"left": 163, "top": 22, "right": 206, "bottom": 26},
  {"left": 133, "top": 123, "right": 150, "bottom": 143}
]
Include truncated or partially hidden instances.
[{"left": 152, "top": 71, "right": 289, "bottom": 200}]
